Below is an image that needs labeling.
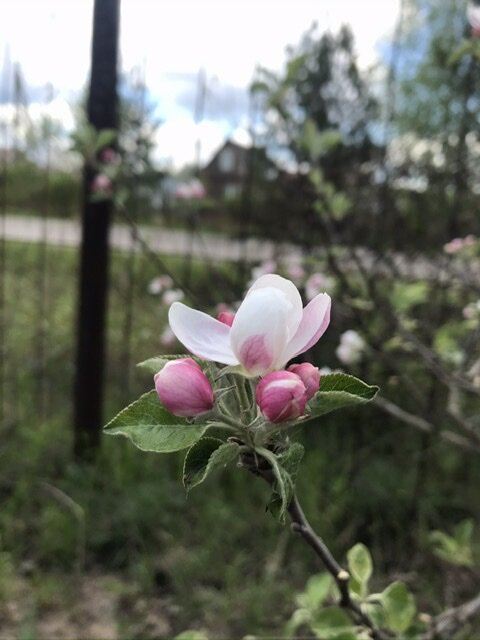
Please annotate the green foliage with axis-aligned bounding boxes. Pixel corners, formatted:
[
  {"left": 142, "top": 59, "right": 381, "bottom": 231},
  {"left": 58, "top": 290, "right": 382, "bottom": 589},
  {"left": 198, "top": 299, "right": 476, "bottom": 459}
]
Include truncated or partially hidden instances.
[
  {"left": 310, "top": 608, "right": 358, "bottom": 640},
  {"left": 381, "top": 581, "right": 416, "bottom": 633},
  {"left": 347, "top": 544, "right": 372, "bottom": 596},
  {"left": 104, "top": 390, "right": 208, "bottom": 453},
  {"left": 183, "top": 438, "right": 240, "bottom": 491},
  {"left": 175, "top": 632, "right": 208, "bottom": 640},
  {"left": 306, "top": 374, "right": 379, "bottom": 421},
  {"left": 429, "top": 519, "right": 475, "bottom": 567},
  {"left": 264, "top": 443, "right": 305, "bottom": 523},
  {"left": 390, "top": 282, "right": 429, "bottom": 314},
  {"left": 288, "top": 542, "right": 418, "bottom": 639}
]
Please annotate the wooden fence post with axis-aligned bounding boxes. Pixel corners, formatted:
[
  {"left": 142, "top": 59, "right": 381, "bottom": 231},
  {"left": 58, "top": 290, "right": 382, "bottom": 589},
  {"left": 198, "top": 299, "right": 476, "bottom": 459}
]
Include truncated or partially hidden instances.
[{"left": 73, "top": 0, "right": 120, "bottom": 458}]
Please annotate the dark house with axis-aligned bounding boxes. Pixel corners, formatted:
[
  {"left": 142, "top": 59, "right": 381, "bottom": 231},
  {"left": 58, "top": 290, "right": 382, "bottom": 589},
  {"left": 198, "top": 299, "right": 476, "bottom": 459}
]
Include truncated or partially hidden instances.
[
  {"left": 202, "top": 140, "right": 249, "bottom": 200},
  {"left": 202, "top": 140, "right": 280, "bottom": 200}
]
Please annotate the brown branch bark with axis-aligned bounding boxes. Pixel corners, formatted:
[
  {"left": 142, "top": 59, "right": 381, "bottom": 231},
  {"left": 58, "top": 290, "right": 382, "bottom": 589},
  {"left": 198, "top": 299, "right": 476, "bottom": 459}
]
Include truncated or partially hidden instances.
[{"left": 423, "top": 592, "right": 480, "bottom": 640}]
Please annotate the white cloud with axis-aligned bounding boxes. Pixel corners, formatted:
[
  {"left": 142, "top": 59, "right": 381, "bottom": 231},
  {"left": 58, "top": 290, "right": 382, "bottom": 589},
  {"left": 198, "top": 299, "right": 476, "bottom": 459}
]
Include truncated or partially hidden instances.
[{"left": 2, "top": 0, "right": 400, "bottom": 168}]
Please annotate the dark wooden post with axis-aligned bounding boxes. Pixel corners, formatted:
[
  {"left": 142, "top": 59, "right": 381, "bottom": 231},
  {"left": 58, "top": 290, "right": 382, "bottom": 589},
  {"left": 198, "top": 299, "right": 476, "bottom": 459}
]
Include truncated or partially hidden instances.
[{"left": 74, "top": 0, "right": 120, "bottom": 458}]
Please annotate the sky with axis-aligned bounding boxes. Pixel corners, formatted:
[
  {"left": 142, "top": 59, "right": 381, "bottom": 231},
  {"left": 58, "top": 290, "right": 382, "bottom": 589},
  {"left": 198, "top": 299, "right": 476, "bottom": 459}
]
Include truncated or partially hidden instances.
[{"left": 1, "top": 0, "right": 401, "bottom": 169}]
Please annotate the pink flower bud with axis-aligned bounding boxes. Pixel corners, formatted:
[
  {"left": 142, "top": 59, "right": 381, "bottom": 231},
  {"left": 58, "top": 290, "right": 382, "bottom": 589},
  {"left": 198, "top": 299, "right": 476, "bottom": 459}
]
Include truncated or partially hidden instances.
[
  {"left": 154, "top": 358, "right": 214, "bottom": 417},
  {"left": 256, "top": 371, "right": 307, "bottom": 423},
  {"left": 287, "top": 363, "right": 320, "bottom": 400},
  {"left": 217, "top": 311, "right": 235, "bottom": 327}
]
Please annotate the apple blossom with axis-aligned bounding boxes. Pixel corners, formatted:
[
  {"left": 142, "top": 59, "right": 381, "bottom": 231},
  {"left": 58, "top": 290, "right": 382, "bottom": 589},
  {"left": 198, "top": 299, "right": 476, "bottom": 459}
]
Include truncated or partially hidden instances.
[
  {"left": 287, "top": 362, "right": 321, "bottom": 400},
  {"left": 168, "top": 274, "right": 331, "bottom": 376},
  {"left": 154, "top": 358, "right": 214, "bottom": 417},
  {"left": 256, "top": 371, "right": 308, "bottom": 423}
]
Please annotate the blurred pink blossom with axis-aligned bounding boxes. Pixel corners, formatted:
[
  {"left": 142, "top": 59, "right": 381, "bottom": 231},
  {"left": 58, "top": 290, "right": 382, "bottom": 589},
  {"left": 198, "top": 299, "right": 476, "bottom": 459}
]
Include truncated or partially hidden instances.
[
  {"left": 467, "top": 2, "right": 480, "bottom": 36},
  {"left": 101, "top": 147, "right": 121, "bottom": 165},
  {"left": 175, "top": 179, "right": 206, "bottom": 200},
  {"left": 249, "top": 260, "right": 277, "bottom": 286},
  {"left": 305, "top": 272, "right": 334, "bottom": 301},
  {"left": 285, "top": 261, "right": 306, "bottom": 284},
  {"left": 148, "top": 275, "right": 174, "bottom": 295},
  {"left": 91, "top": 173, "right": 112, "bottom": 194},
  {"left": 444, "top": 235, "right": 477, "bottom": 254},
  {"left": 160, "top": 326, "right": 177, "bottom": 347}
]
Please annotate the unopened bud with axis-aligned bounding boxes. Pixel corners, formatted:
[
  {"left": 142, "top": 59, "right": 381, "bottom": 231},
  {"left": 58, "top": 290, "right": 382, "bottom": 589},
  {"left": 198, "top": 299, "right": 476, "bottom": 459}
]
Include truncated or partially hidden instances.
[
  {"left": 287, "top": 363, "right": 320, "bottom": 400},
  {"left": 154, "top": 358, "right": 214, "bottom": 417},
  {"left": 256, "top": 371, "right": 307, "bottom": 423}
]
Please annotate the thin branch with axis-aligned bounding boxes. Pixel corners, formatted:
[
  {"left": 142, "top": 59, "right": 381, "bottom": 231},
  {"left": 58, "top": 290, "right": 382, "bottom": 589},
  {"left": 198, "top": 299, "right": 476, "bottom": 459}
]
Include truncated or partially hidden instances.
[
  {"left": 423, "top": 592, "right": 480, "bottom": 640},
  {"left": 287, "top": 495, "right": 391, "bottom": 640},
  {"left": 242, "top": 453, "right": 392, "bottom": 640},
  {"left": 375, "top": 396, "right": 480, "bottom": 454}
]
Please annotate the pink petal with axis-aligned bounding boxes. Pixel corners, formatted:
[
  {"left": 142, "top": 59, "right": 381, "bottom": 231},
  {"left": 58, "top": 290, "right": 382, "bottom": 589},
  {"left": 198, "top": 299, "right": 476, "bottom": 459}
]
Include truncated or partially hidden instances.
[
  {"left": 230, "top": 287, "right": 289, "bottom": 375},
  {"left": 247, "top": 274, "right": 303, "bottom": 339},
  {"left": 282, "top": 293, "right": 331, "bottom": 362},
  {"left": 168, "top": 302, "right": 238, "bottom": 365}
]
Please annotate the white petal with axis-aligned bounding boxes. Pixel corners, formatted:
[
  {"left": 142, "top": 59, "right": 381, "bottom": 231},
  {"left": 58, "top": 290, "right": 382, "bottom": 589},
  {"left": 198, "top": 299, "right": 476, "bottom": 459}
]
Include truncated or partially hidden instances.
[
  {"left": 247, "top": 274, "right": 303, "bottom": 339},
  {"left": 230, "top": 287, "right": 289, "bottom": 375},
  {"left": 281, "top": 293, "right": 331, "bottom": 363},
  {"left": 169, "top": 302, "right": 238, "bottom": 365}
]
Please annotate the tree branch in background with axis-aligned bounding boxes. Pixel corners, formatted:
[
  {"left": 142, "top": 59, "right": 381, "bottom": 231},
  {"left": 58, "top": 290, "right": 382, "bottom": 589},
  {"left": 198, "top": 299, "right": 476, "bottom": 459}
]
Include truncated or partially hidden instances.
[
  {"left": 424, "top": 592, "right": 480, "bottom": 640},
  {"left": 375, "top": 396, "right": 480, "bottom": 454}
]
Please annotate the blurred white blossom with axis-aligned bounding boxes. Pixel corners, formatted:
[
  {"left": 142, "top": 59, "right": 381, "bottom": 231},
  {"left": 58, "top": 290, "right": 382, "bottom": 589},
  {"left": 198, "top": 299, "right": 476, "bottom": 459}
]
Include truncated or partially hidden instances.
[
  {"left": 162, "top": 288, "right": 184, "bottom": 305},
  {"left": 148, "top": 275, "right": 174, "bottom": 295},
  {"left": 336, "top": 330, "right": 366, "bottom": 365},
  {"left": 160, "top": 326, "right": 176, "bottom": 347}
]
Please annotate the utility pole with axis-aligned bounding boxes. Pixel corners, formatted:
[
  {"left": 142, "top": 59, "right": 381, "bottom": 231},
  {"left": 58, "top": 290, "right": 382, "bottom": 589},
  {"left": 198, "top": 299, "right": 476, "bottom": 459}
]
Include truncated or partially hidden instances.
[{"left": 73, "top": 0, "right": 120, "bottom": 458}]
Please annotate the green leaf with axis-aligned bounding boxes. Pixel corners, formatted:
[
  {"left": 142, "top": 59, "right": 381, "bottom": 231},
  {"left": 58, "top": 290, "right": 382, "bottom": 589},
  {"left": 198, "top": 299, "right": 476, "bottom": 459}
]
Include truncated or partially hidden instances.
[
  {"left": 174, "top": 632, "right": 208, "bottom": 640},
  {"left": 183, "top": 438, "right": 240, "bottom": 491},
  {"left": 311, "top": 608, "right": 358, "bottom": 640},
  {"left": 347, "top": 543, "right": 373, "bottom": 591},
  {"left": 137, "top": 354, "right": 195, "bottom": 374},
  {"left": 363, "top": 602, "right": 386, "bottom": 629},
  {"left": 391, "top": 282, "right": 429, "bottom": 314},
  {"left": 262, "top": 444, "right": 304, "bottom": 524},
  {"left": 454, "top": 518, "right": 474, "bottom": 547},
  {"left": 285, "top": 608, "right": 311, "bottom": 637},
  {"left": 305, "top": 374, "right": 379, "bottom": 422},
  {"left": 95, "top": 128, "right": 117, "bottom": 152},
  {"left": 104, "top": 390, "right": 208, "bottom": 453},
  {"left": 381, "top": 581, "right": 416, "bottom": 633},
  {"left": 296, "top": 573, "right": 333, "bottom": 611},
  {"left": 429, "top": 520, "right": 474, "bottom": 567}
]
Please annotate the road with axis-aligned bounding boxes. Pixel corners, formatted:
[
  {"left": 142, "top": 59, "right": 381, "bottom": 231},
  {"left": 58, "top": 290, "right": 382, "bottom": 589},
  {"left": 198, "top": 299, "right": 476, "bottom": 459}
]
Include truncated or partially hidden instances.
[
  {"left": 1, "top": 214, "right": 478, "bottom": 286},
  {"left": 0, "top": 214, "right": 289, "bottom": 263}
]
